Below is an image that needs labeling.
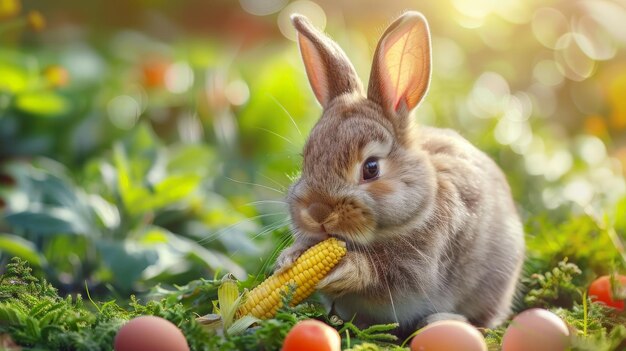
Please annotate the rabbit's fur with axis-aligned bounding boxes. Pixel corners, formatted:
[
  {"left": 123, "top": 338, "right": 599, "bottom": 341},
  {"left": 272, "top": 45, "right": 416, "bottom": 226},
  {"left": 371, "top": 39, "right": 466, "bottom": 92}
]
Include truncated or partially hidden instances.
[{"left": 276, "top": 12, "right": 525, "bottom": 336}]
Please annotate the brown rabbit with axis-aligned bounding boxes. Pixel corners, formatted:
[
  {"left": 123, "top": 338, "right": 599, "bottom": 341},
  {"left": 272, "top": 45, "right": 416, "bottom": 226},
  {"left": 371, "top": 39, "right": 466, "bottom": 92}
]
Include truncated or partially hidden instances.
[{"left": 275, "top": 11, "right": 525, "bottom": 336}]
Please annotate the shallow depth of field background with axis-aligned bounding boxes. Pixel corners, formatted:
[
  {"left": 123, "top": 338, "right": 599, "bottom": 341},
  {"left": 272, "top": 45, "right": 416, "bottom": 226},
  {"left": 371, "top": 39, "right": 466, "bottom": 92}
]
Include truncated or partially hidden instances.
[{"left": 0, "top": 0, "right": 625, "bottom": 298}]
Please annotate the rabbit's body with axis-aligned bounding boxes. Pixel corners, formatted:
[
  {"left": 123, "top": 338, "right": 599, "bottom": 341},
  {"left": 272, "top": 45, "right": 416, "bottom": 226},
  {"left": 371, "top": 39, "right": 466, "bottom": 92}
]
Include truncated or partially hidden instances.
[
  {"left": 329, "top": 123, "right": 524, "bottom": 332},
  {"left": 277, "top": 12, "right": 525, "bottom": 335}
]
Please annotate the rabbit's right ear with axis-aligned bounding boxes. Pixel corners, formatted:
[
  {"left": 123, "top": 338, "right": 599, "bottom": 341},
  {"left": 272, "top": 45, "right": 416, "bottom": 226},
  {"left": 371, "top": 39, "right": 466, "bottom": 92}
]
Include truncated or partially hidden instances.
[
  {"left": 292, "top": 15, "right": 363, "bottom": 109},
  {"left": 368, "top": 12, "right": 431, "bottom": 116}
]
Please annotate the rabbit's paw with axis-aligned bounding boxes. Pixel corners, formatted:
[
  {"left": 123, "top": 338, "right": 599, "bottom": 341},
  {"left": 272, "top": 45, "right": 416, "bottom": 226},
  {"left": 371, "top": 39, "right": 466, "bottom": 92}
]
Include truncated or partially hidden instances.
[
  {"left": 317, "top": 252, "right": 371, "bottom": 295},
  {"left": 274, "top": 238, "right": 319, "bottom": 274},
  {"left": 425, "top": 313, "right": 468, "bottom": 324}
]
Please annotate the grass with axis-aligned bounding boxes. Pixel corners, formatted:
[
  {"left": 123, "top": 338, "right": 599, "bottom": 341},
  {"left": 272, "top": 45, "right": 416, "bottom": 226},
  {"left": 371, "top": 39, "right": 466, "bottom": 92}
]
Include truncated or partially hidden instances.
[{"left": 1, "top": 212, "right": 626, "bottom": 350}]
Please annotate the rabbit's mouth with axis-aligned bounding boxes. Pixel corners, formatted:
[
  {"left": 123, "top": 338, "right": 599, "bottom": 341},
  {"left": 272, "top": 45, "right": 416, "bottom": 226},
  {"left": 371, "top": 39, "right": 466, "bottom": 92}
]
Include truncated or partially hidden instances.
[{"left": 294, "top": 199, "right": 376, "bottom": 245}]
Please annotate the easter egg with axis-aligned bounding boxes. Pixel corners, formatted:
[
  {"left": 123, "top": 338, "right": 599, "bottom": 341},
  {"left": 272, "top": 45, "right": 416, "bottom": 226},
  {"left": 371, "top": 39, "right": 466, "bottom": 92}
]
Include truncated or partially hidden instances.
[
  {"left": 114, "top": 315, "right": 189, "bottom": 351},
  {"left": 410, "top": 320, "right": 487, "bottom": 351},
  {"left": 589, "top": 275, "right": 626, "bottom": 311},
  {"left": 502, "top": 308, "right": 570, "bottom": 351},
  {"left": 282, "top": 319, "right": 341, "bottom": 351}
]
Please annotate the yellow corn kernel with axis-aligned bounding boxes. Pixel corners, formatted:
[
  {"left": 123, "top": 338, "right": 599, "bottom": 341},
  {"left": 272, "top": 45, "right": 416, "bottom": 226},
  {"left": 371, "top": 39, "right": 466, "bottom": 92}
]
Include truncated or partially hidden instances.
[{"left": 238, "top": 237, "right": 347, "bottom": 319}]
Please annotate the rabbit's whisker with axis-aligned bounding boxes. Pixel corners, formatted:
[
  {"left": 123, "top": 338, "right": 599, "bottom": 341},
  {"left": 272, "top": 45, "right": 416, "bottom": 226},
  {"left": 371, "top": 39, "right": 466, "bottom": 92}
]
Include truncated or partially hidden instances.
[
  {"left": 268, "top": 94, "right": 303, "bottom": 139},
  {"left": 251, "top": 217, "right": 290, "bottom": 240},
  {"left": 257, "top": 171, "right": 289, "bottom": 192},
  {"left": 241, "top": 200, "right": 289, "bottom": 208},
  {"left": 224, "top": 176, "right": 285, "bottom": 194},
  {"left": 252, "top": 127, "right": 298, "bottom": 149},
  {"left": 199, "top": 212, "right": 287, "bottom": 244},
  {"left": 254, "top": 230, "right": 294, "bottom": 284}
]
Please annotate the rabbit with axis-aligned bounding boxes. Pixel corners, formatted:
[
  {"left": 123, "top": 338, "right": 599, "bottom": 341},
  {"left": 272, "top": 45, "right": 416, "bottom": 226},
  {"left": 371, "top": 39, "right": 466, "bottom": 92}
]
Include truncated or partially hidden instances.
[{"left": 275, "top": 11, "right": 525, "bottom": 337}]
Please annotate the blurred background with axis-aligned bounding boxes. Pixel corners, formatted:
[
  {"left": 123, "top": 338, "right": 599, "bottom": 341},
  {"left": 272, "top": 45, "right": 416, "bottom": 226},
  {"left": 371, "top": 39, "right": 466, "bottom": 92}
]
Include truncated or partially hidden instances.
[{"left": 0, "top": 0, "right": 625, "bottom": 298}]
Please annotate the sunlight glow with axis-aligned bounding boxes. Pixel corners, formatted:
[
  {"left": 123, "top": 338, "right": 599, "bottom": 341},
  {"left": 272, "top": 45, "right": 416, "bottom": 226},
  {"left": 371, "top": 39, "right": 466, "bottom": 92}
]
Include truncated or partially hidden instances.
[{"left": 277, "top": 0, "right": 326, "bottom": 41}]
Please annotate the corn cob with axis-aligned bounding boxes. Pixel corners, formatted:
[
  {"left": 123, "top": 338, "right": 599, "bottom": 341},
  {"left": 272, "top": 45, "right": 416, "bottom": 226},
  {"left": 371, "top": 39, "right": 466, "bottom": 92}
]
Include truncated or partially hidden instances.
[{"left": 238, "top": 237, "right": 347, "bottom": 319}]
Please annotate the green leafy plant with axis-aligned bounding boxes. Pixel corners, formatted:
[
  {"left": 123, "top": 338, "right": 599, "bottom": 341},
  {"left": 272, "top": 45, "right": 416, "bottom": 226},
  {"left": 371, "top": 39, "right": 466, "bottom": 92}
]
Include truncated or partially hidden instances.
[
  {"left": 523, "top": 258, "right": 583, "bottom": 308},
  {"left": 0, "top": 124, "right": 262, "bottom": 295}
]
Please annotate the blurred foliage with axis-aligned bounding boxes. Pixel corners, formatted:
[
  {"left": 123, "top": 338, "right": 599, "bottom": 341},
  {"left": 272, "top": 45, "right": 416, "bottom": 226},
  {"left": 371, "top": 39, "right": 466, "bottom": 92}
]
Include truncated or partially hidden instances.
[
  {"left": 0, "top": 125, "right": 268, "bottom": 294},
  {"left": 0, "top": 0, "right": 626, "bottom": 349}
]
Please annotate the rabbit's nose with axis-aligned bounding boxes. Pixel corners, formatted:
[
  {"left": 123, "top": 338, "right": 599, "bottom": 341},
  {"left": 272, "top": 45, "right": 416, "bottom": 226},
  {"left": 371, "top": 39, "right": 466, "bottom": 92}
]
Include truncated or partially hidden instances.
[{"left": 307, "top": 202, "right": 332, "bottom": 223}]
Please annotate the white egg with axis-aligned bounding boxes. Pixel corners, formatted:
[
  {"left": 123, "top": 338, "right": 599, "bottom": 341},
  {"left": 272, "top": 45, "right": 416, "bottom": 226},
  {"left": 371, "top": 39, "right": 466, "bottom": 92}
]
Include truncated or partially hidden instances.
[
  {"left": 114, "top": 315, "right": 189, "bottom": 351},
  {"left": 410, "top": 320, "right": 487, "bottom": 351},
  {"left": 502, "top": 308, "right": 570, "bottom": 351}
]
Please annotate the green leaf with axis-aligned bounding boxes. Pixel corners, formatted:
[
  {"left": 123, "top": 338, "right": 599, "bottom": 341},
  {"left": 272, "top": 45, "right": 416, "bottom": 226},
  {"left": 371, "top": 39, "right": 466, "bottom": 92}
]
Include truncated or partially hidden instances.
[
  {"left": 0, "top": 303, "right": 26, "bottom": 325},
  {"left": 227, "top": 315, "right": 260, "bottom": 336},
  {"left": 87, "top": 194, "right": 120, "bottom": 230},
  {"left": 15, "top": 91, "right": 70, "bottom": 116},
  {"left": 113, "top": 140, "right": 201, "bottom": 215},
  {"left": 29, "top": 173, "right": 81, "bottom": 209},
  {"left": 218, "top": 275, "right": 241, "bottom": 331},
  {"left": 125, "top": 123, "right": 161, "bottom": 156},
  {"left": 136, "top": 227, "right": 246, "bottom": 281},
  {"left": 0, "top": 64, "right": 28, "bottom": 93},
  {"left": 167, "top": 143, "right": 217, "bottom": 176},
  {"left": 121, "top": 174, "right": 201, "bottom": 214},
  {"left": 0, "top": 234, "right": 45, "bottom": 267},
  {"left": 4, "top": 208, "right": 91, "bottom": 235},
  {"left": 24, "top": 316, "right": 42, "bottom": 341},
  {"left": 95, "top": 239, "right": 158, "bottom": 291},
  {"left": 152, "top": 174, "right": 202, "bottom": 204}
]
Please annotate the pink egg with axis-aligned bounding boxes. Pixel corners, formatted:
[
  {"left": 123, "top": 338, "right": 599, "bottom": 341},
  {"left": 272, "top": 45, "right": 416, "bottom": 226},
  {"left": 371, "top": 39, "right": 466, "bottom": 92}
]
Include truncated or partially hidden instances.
[
  {"left": 410, "top": 320, "right": 487, "bottom": 351},
  {"left": 502, "top": 308, "right": 570, "bottom": 351},
  {"left": 114, "top": 316, "right": 189, "bottom": 351}
]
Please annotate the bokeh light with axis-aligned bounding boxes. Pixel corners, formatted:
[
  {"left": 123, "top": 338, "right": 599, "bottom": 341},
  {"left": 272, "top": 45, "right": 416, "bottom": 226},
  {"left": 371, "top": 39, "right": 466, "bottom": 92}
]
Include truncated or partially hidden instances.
[
  {"left": 240, "top": 0, "right": 288, "bottom": 16},
  {"left": 554, "top": 33, "right": 596, "bottom": 81},
  {"left": 532, "top": 8, "right": 568, "bottom": 49},
  {"left": 165, "top": 62, "right": 194, "bottom": 94},
  {"left": 225, "top": 80, "right": 250, "bottom": 106},
  {"left": 277, "top": 0, "right": 326, "bottom": 41},
  {"left": 107, "top": 95, "right": 140, "bottom": 130}
]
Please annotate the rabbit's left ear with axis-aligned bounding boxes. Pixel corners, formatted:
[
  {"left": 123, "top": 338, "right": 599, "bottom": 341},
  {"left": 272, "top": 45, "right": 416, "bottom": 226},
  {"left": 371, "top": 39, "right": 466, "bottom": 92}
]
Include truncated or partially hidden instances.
[
  {"left": 292, "top": 14, "right": 363, "bottom": 109},
  {"left": 368, "top": 12, "right": 431, "bottom": 114}
]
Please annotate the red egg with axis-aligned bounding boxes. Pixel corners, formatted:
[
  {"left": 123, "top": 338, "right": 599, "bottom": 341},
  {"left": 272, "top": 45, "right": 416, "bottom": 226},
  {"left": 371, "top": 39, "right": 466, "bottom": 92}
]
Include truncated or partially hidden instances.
[
  {"left": 589, "top": 275, "right": 626, "bottom": 311},
  {"left": 114, "top": 316, "right": 189, "bottom": 351},
  {"left": 282, "top": 319, "right": 341, "bottom": 351}
]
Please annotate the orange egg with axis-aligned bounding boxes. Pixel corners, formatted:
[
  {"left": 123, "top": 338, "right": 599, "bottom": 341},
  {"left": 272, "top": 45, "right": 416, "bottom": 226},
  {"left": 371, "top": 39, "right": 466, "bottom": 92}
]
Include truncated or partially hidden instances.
[
  {"left": 114, "top": 316, "right": 189, "bottom": 351},
  {"left": 282, "top": 319, "right": 341, "bottom": 351},
  {"left": 410, "top": 320, "right": 487, "bottom": 351},
  {"left": 502, "top": 308, "right": 570, "bottom": 351}
]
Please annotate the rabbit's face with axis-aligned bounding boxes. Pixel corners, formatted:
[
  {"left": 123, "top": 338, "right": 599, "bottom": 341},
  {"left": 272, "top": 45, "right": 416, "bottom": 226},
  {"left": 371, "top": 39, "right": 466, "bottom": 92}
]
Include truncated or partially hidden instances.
[
  {"left": 287, "top": 12, "right": 433, "bottom": 245},
  {"left": 287, "top": 95, "right": 435, "bottom": 245}
]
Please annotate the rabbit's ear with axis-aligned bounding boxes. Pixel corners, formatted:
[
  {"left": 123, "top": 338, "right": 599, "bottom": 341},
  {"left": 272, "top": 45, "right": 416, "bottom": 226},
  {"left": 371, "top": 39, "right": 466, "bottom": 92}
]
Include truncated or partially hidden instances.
[
  {"left": 292, "top": 14, "right": 363, "bottom": 109},
  {"left": 368, "top": 12, "right": 431, "bottom": 114}
]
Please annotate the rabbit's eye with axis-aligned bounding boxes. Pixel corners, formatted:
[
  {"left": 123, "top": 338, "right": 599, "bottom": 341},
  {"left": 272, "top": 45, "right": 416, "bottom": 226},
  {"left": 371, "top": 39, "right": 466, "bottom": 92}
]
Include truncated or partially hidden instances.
[{"left": 362, "top": 157, "right": 380, "bottom": 181}]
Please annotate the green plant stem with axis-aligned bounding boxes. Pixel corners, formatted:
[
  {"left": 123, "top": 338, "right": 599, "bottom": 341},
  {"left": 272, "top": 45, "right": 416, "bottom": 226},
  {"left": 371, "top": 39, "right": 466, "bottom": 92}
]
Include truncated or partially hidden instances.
[
  {"left": 400, "top": 326, "right": 425, "bottom": 348},
  {"left": 583, "top": 291, "right": 588, "bottom": 337}
]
